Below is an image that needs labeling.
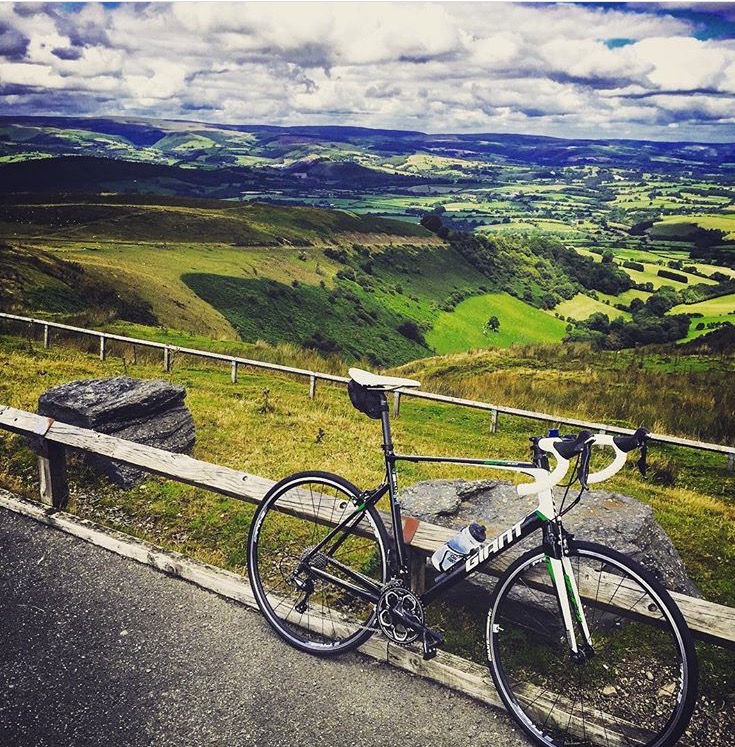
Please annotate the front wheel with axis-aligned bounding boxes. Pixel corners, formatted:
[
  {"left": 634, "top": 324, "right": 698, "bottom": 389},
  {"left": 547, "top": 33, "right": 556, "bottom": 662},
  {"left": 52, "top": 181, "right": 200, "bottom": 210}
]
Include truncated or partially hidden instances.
[
  {"left": 487, "top": 541, "right": 698, "bottom": 747},
  {"left": 247, "top": 471, "right": 389, "bottom": 655}
]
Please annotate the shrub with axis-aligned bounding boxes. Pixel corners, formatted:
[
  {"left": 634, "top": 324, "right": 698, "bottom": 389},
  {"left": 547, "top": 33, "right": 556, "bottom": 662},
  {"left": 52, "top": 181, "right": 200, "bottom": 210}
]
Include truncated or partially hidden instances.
[
  {"left": 657, "top": 268, "right": 688, "bottom": 283},
  {"left": 623, "top": 260, "right": 644, "bottom": 271}
]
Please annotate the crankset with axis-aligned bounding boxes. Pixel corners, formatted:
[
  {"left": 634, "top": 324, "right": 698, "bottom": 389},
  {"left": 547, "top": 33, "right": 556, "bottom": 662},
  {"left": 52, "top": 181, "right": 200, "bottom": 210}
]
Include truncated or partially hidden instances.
[{"left": 377, "top": 581, "right": 444, "bottom": 660}]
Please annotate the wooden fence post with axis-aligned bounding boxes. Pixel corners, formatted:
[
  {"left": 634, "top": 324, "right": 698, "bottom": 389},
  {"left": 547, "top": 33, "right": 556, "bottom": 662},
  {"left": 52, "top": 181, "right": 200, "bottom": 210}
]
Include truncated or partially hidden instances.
[
  {"left": 99, "top": 335, "right": 107, "bottom": 361},
  {"left": 163, "top": 346, "right": 171, "bottom": 372},
  {"left": 728, "top": 453, "right": 734, "bottom": 473},
  {"left": 37, "top": 441, "right": 69, "bottom": 509},
  {"left": 43, "top": 324, "right": 50, "bottom": 349},
  {"left": 407, "top": 548, "right": 426, "bottom": 595},
  {"left": 490, "top": 408, "right": 499, "bottom": 433},
  {"left": 393, "top": 391, "right": 401, "bottom": 417},
  {"left": 231, "top": 360, "right": 238, "bottom": 384},
  {"left": 309, "top": 375, "right": 316, "bottom": 399}
]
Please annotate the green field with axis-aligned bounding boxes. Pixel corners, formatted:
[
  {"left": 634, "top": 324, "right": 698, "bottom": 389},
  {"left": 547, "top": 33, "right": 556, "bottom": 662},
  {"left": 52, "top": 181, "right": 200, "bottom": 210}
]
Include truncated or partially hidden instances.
[
  {"left": 621, "top": 263, "right": 715, "bottom": 289},
  {"left": 672, "top": 294, "right": 735, "bottom": 339},
  {"left": 596, "top": 288, "right": 651, "bottom": 305},
  {"left": 426, "top": 293, "right": 568, "bottom": 353},
  {"left": 675, "top": 294, "right": 735, "bottom": 316},
  {"left": 551, "top": 293, "right": 629, "bottom": 322},
  {"left": 652, "top": 214, "right": 735, "bottom": 240}
]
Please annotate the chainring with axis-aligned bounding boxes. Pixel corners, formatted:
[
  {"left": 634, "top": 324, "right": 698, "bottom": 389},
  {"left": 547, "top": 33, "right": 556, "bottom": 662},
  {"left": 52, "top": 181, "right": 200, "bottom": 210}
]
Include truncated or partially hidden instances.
[{"left": 377, "top": 580, "right": 425, "bottom": 645}]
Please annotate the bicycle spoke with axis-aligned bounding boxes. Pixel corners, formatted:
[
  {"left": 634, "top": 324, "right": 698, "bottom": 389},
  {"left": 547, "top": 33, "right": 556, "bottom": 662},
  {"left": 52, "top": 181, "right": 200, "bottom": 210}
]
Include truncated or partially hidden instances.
[
  {"left": 488, "top": 543, "right": 695, "bottom": 747},
  {"left": 249, "top": 474, "right": 387, "bottom": 654}
]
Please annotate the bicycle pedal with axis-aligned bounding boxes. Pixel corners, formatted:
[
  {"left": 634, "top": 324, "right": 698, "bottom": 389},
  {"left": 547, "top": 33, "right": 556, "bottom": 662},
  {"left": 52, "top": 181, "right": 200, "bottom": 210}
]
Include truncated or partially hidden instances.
[{"left": 422, "top": 629, "right": 444, "bottom": 660}]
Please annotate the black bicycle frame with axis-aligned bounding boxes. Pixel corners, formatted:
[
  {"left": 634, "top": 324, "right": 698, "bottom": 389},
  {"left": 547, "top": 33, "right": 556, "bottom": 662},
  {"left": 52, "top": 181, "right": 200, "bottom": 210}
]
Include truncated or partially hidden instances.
[
  {"left": 375, "top": 404, "right": 545, "bottom": 607},
  {"left": 303, "top": 401, "right": 549, "bottom": 609}
]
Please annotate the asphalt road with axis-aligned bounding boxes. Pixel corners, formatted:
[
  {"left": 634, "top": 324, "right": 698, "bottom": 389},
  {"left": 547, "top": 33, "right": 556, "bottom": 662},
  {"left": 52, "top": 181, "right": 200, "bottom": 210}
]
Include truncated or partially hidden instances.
[{"left": 0, "top": 508, "right": 531, "bottom": 747}]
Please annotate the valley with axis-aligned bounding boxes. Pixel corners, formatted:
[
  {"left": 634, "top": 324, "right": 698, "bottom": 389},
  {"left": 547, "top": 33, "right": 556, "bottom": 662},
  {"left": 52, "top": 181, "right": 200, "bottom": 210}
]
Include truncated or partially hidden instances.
[{"left": 0, "top": 116, "right": 733, "bottom": 361}]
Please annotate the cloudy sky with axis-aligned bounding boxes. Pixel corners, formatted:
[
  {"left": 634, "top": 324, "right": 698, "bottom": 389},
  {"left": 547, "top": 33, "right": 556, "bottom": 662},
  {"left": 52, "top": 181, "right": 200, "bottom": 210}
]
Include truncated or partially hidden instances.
[{"left": 1, "top": 1, "right": 734, "bottom": 141}]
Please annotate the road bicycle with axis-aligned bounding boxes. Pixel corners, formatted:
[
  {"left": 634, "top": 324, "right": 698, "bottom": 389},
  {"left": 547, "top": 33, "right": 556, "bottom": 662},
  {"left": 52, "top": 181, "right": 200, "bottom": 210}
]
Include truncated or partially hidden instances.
[{"left": 247, "top": 368, "right": 698, "bottom": 747}]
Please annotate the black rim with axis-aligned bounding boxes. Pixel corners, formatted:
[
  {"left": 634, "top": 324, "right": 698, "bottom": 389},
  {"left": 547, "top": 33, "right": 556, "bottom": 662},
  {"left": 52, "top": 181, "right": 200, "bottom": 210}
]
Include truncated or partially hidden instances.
[
  {"left": 488, "top": 545, "right": 694, "bottom": 747},
  {"left": 249, "top": 475, "right": 388, "bottom": 653}
]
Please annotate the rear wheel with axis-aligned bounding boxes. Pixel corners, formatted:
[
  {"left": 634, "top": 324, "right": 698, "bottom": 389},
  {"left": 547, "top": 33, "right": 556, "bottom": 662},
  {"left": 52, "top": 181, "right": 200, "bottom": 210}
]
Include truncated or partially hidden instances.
[
  {"left": 487, "top": 541, "right": 698, "bottom": 747},
  {"left": 248, "top": 471, "right": 388, "bottom": 655}
]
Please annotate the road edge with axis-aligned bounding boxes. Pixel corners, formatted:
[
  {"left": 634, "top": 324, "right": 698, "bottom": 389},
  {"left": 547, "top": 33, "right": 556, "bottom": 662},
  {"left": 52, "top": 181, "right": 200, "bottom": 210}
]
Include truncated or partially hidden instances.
[{"left": 0, "top": 489, "right": 502, "bottom": 709}]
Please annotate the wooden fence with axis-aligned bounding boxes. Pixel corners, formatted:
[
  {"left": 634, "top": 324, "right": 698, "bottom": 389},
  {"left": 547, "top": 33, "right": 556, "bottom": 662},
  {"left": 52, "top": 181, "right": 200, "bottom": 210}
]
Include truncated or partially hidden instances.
[
  {"left": 1, "top": 311, "right": 733, "bottom": 470},
  {"left": 0, "top": 403, "right": 733, "bottom": 650}
]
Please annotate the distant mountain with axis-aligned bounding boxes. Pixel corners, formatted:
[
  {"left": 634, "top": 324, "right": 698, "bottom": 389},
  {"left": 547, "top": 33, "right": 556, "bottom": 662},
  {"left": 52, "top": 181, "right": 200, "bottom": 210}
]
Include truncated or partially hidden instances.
[{"left": 2, "top": 116, "right": 733, "bottom": 181}]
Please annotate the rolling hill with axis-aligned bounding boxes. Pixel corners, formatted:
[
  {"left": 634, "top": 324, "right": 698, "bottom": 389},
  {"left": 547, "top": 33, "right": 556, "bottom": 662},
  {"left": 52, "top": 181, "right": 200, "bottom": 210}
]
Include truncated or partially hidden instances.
[
  {"left": 4, "top": 191, "right": 731, "bottom": 361},
  {"left": 4, "top": 116, "right": 735, "bottom": 173},
  {"left": 2, "top": 116, "right": 732, "bottom": 359}
]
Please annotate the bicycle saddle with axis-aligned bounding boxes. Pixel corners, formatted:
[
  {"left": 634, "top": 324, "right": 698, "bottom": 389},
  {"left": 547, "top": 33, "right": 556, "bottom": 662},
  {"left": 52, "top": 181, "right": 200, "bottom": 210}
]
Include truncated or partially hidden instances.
[{"left": 348, "top": 367, "right": 421, "bottom": 391}]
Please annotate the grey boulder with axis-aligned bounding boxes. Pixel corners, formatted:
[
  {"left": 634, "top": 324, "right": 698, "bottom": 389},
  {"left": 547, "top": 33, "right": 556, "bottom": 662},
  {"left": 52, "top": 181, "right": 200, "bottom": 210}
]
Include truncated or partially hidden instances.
[
  {"left": 401, "top": 479, "right": 700, "bottom": 598},
  {"left": 38, "top": 377, "right": 195, "bottom": 487}
]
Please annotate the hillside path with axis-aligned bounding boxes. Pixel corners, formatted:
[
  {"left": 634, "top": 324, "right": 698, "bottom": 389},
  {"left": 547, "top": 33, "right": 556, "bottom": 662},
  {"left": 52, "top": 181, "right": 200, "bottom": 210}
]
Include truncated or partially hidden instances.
[{"left": 0, "top": 508, "right": 531, "bottom": 747}]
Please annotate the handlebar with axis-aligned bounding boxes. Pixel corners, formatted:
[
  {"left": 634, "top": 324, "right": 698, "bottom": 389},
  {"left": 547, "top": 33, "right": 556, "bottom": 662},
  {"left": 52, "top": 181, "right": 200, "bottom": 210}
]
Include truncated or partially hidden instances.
[{"left": 519, "top": 428, "right": 649, "bottom": 497}]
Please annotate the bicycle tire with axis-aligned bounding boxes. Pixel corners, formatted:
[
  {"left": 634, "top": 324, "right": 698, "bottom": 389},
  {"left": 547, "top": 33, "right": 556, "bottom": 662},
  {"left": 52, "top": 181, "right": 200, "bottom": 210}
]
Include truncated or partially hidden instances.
[
  {"left": 487, "top": 540, "right": 698, "bottom": 747},
  {"left": 247, "top": 471, "right": 389, "bottom": 655}
]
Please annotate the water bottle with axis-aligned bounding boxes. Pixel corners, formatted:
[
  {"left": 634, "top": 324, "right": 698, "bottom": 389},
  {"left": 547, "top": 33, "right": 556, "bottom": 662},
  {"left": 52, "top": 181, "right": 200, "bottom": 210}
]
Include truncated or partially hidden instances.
[{"left": 431, "top": 522, "right": 487, "bottom": 572}]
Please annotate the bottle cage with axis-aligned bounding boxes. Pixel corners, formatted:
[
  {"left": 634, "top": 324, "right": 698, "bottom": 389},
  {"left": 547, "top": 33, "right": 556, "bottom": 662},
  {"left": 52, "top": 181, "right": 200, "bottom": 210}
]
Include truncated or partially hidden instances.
[{"left": 347, "top": 380, "right": 386, "bottom": 420}]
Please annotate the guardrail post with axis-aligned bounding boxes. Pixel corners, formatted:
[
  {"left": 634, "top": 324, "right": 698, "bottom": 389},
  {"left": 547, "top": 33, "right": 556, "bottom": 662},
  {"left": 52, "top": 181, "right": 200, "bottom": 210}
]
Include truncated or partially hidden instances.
[
  {"left": 393, "top": 391, "right": 401, "bottom": 417},
  {"left": 728, "top": 453, "right": 734, "bottom": 473},
  {"left": 163, "top": 346, "right": 171, "bottom": 372},
  {"left": 37, "top": 441, "right": 69, "bottom": 509},
  {"left": 99, "top": 335, "right": 106, "bottom": 361},
  {"left": 43, "top": 324, "right": 50, "bottom": 349},
  {"left": 231, "top": 360, "right": 238, "bottom": 384},
  {"left": 491, "top": 408, "right": 499, "bottom": 433},
  {"left": 309, "top": 375, "right": 316, "bottom": 399}
]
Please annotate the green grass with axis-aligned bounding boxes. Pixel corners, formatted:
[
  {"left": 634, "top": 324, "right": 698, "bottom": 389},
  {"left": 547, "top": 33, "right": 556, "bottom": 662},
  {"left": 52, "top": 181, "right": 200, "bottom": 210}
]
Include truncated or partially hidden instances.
[
  {"left": 182, "top": 273, "right": 431, "bottom": 366},
  {"left": 620, "top": 262, "right": 716, "bottom": 289},
  {"left": 673, "top": 294, "right": 735, "bottom": 317},
  {"left": 651, "top": 215, "right": 735, "bottom": 241},
  {"left": 596, "top": 288, "right": 651, "bottom": 305},
  {"left": 672, "top": 294, "right": 735, "bottom": 340},
  {"left": 551, "top": 293, "right": 629, "bottom": 322},
  {"left": 426, "top": 293, "right": 568, "bottom": 353}
]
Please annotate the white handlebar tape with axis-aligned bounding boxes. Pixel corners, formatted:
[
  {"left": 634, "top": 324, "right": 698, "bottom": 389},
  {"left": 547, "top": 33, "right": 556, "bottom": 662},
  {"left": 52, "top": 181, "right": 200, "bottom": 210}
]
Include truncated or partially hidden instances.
[
  {"left": 517, "top": 433, "right": 629, "bottom": 496},
  {"left": 586, "top": 434, "right": 627, "bottom": 484},
  {"left": 517, "top": 437, "right": 570, "bottom": 496}
]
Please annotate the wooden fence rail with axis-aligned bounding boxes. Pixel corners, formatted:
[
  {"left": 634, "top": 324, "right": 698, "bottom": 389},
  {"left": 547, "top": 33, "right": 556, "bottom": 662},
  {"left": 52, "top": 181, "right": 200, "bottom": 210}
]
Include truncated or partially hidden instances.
[
  {"left": 1, "top": 311, "right": 733, "bottom": 470},
  {"left": 0, "top": 403, "right": 733, "bottom": 649}
]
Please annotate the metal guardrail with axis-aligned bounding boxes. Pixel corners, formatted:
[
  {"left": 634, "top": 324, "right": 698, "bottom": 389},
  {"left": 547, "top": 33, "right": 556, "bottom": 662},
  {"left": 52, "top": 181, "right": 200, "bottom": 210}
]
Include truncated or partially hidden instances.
[{"left": 1, "top": 311, "right": 733, "bottom": 470}]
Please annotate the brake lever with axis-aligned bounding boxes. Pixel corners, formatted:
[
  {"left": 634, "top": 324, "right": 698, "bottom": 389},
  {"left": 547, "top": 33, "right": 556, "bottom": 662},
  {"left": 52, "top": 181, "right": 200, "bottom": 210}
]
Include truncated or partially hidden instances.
[{"left": 578, "top": 444, "right": 592, "bottom": 489}]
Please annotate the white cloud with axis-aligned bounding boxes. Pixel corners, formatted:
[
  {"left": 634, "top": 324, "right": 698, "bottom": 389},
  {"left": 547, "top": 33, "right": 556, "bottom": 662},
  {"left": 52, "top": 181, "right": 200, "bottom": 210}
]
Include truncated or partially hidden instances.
[
  {"left": 0, "top": 2, "right": 733, "bottom": 141},
  {"left": 633, "top": 37, "right": 734, "bottom": 90}
]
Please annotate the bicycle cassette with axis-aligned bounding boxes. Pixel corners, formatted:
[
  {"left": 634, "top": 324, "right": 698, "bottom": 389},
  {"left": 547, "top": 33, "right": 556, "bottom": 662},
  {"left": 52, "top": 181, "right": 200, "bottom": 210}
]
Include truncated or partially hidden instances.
[{"left": 377, "top": 580, "right": 425, "bottom": 645}]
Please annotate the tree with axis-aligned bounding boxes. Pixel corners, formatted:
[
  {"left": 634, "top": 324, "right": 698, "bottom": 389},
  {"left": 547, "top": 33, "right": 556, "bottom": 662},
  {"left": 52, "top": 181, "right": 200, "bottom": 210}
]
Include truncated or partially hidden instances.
[{"left": 485, "top": 315, "right": 500, "bottom": 333}]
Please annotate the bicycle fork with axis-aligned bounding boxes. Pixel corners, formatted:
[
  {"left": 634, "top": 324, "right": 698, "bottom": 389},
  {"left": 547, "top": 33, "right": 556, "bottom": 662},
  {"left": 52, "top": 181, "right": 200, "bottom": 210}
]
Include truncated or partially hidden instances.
[{"left": 543, "top": 521, "right": 595, "bottom": 663}]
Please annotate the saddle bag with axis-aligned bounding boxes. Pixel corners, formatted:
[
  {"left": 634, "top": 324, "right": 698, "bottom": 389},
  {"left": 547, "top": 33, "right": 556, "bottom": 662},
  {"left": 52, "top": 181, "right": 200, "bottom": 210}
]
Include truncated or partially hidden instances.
[{"left": 348, "top": 380, "right": 386, "bottom": 420}]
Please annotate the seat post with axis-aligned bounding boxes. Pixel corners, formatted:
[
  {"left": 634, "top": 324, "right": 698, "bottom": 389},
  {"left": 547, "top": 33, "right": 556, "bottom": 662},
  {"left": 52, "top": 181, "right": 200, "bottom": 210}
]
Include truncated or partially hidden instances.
[
  {"left": 379, "top": 394, "right": 394, "bottom": 457},
  {"left": 380, "top": 392, "right": 409, "bottom": 574}
]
